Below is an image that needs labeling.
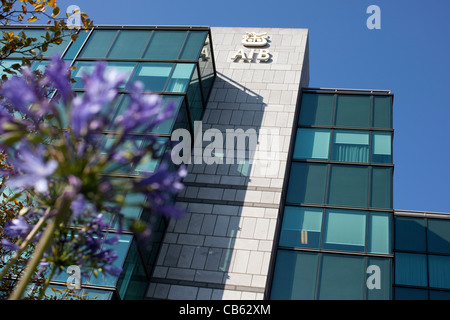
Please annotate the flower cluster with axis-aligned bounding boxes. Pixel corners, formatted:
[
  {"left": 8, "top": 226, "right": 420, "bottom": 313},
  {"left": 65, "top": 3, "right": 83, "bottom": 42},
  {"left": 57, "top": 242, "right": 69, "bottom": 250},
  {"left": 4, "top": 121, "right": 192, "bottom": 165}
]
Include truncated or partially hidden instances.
[{"left": 0, "top": 55, "right": 187, "bottom": 298}]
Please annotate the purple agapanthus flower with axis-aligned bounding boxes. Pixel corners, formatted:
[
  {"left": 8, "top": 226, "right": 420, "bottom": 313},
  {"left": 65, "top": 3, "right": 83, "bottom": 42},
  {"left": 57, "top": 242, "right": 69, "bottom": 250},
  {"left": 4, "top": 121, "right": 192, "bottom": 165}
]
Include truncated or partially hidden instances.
[
  {"left": 4, "top": 216, "right": 31, "bottom": 239},
  {"left": 43, "top": 55, "right": 73, "bottom": 105},
  {"left": 7, "top": 141, "right": 58, "bottom": 193}
]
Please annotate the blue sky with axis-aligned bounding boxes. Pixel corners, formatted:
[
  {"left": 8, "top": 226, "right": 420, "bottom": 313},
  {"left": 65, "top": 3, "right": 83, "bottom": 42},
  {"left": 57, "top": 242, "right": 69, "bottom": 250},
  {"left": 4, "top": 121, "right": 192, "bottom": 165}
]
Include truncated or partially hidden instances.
[{"left": 53, "top": 0, "right": 450, "bottom": 213}]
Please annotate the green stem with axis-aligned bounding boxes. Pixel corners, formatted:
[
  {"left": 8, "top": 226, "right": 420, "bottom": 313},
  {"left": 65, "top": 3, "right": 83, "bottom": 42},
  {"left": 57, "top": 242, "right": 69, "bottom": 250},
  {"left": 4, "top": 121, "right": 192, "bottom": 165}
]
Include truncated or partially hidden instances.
[
  {"left": 0, "top": 212, "right": 48, "bottom": 282},
  {"left": 9, "top": 198, "right": 69, "bottom": 300},
  {"left": 38, "top": 265, "right": 56, "bottom": 300}
]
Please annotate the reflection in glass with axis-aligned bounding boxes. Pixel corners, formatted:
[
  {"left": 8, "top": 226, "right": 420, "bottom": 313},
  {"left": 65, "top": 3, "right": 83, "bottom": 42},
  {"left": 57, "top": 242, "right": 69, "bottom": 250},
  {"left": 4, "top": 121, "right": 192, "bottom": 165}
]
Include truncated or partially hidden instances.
[
  {"left": 294, "top": 128, "right": 331, "bottom": 160},
  {"left": 332, "top": 130, "right": 369, "bottom": 163},
  {"left": 323, "top": 209, "right": 366, "bottom": 252}
]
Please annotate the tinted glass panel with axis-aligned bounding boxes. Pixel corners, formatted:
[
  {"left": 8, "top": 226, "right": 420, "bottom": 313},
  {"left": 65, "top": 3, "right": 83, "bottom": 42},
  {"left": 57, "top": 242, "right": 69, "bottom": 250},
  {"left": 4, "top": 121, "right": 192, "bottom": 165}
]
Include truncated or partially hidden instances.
[
  {"left": 294, "top": 128, "right": 331, "bottom": 160},
  {"left": 369, "top": 213, "right": 391, "bottom": 254},
  {"left": 430, "top": 290, "right": 450, "bottom": 300},
  {"left": 143, "top": 31, "right": 186, "bottom": 60},
  {"left": 279, "top": 206, "right": 323, "bottom": 249},
  {"left": 317, "top": 254, "right": 365, "bottom": 300},
  {"left": 166, "top": 63, "right": 195, "bottom": 93},
  {"left": 298, "top": 93, "right": 334, "bottom": 126},
  {"left": 372, "top": 132, "right": 392, "bottom": 163},
  {"left": 63, "top": 30, "right": 90, "bottom": 60},
  {"left": 331, "top": 130, "right": 369, "bottom": 162},
  {"left": 335, "top": 95, "right": 371, "bottom": 128},
  {"left": 79, "top": 30, "right": 117, "bottom": 58},
  {"left": 327, "top": 165, "right": 369, "bottom": 208},
  {"left": 395, "top": 253, "right": 427, "bottom": 287},
  {"left": 131, "top": 63, "right": 173, "bottom": 92},
  {"left": 367, "top": 257, "right": 392, "bottom": 300},
  {"left": 395, "top": 217, "right": 426, "bottom": 252},
  {"left": 186, "top": 65, "right": 204, "bottom": 123},
  {"left": 270, "top": 250, "right": 319, "bottom": 300},
  {"left": 371, "top": 167, "right": 393, "bottom": 209},
  {"left": 107, "top": 30, "right": 151, "bottom": 59},
  {"left": 286, "top": 162, "right": 327, "bottom": 205},
  {"left": 428, "top": 255, "right": 450, "bottom": 289},
  {"left": 323, "top": 209, "right": 366, "bottom": 252},
  {"left": 180, "top": 31, "right": 208, "bottom": 60},
  {"left": 72, "top": 61, "right": 135, "bottom": 89},
  {"left": 427, "top": 219, "right": 450, "bottom": 254},
  {"left": 373, "top": 95, "right": 392, "bottom": 129},
  {"left": 395, "top": 287, "right": 428, "bottom": 300}
]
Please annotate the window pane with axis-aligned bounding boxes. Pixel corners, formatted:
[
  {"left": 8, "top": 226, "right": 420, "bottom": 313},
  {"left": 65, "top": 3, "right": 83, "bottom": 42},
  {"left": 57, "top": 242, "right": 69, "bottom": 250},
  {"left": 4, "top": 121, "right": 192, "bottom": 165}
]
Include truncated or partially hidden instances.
[
  {"left": 143, "top": 31, "right": 187, "bottom": 60},
  {"left": 430, "top": 290, "right": 450, "bottom": 300},
  {"left": 373, "top": 95, "right": 392, "bottom": 129},
  {"left": 186, "top": 65, "right": 204, "bottom": 123},
  {"left": 270, "top": 250, "right": 319, "bottom": 300},
  {"left": 367, "top": 257, "right": 392, "bottom": 300},
  {"left": 293, "top": 128, "right": 330, "bottom": 160},
  {"left": 331, "top": 130, "right": 369, "bottom": 162},
  {"left": 395, "top": 217, "right": 426, "bottom": 252},
  {"left": 327, "top": 165, "right": 369, "bottom": 208},
  {"left": 107, "top": 30, "right": 152, "bottom": 59},
  {"left": 286, "top": 162, "right": 327, "bottom": 205},
  {"left": 166, "top": 63, "right": 195, "bottom": 93},
  {"left": 72, "top": 61, "right": 135, "bottom": 89},
  {"left": 335, "top": 95, "right": 371, "bottom": 128},
  {"left": 180, "top": 31, "right": 208, "bottom": 60},
  {"left": 279, "top": 206, "right": 323, "bottom": 249},
  {"left": 395, "top": 287, "right": 428, "bottom": 300},
  {"left": 198, "top": 34, "right": 215, "bottom": 100},
  {"left": 323, "top": 209, "right": 366, "bottom": 252},
  {"left": 371, "top": 167, "right": 392, "bottom": 209},
  {"left": 427, "top": 219, "right": 450, "bottom": 254},
  {"left": 372, "top": 132, "right": 392, "bottom": 163},
  {"left": 151, "top": 95, "right": 184, "bottom": 134},
  {"left": 317, "top": 253, "right": 365, "bottom": 300},
  {"left": 395, "top": 253, "right": 427, "bottom": 287},
  {"left": 428, "top": 255, "right": 450, "bottom": 289},
  {"left": 63, "top": 29, "right": 90, "bottom": 60},
  {"left": 78, "top": 30, "right": 117, "bottom": 58},
  {"left": 369, "top": 213, "right": 391, "bottom": 254},
  {"left": 131, "top": 63, "right": 173, "bottom": 92},
  {"left": 298, "top": 93, "right": 334, "bottom": 126}
]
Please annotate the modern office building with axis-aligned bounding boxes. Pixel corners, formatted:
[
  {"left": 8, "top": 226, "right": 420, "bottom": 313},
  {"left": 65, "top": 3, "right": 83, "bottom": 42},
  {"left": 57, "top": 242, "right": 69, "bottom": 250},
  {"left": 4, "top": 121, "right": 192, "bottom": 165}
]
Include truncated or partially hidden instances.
[{"left": 0, "top": 25, "right": 449, "bottom": 300}]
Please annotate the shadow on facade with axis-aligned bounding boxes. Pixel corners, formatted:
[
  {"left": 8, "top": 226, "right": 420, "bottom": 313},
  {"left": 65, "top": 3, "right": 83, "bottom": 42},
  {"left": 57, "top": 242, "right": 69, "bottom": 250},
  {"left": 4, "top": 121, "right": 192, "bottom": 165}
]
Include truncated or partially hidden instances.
[{"left": 147, "top": 71, "right": 279, "bottom": 299}]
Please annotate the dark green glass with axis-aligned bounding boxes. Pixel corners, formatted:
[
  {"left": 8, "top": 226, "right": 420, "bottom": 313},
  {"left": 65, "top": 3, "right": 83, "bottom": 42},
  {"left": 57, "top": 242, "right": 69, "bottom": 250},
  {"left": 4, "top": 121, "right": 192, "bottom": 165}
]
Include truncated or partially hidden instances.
[
  {"left": 78, "top": 30, "right": 117, "bottom": 58},
  {"left": 373, "top": 95, "right": 392, "bottom": 129},
  {"left": 335, "top": 94, "right": 371, "bottom": 128},
  {"left": 395, "top": 217, "right": 426, "bottom": 252},
  {"left": 179, "top": 31, "right": 207, "bottom": 60},
  {"left": 298, "top": 93, "right": 334, "bottom": 126},
  {"left": 107, "top": 30, "right": 151, "bottom": 59},
  {"left": 371, "top": 167, "right": 393, "bottom": 209},
  {"left": 143, "top": 31, "right": 187, "bottom": 60},
  {"left": 427, "top": 219, "right": 450, "bottom": 254},
  {"left": 327, "top": 165, "right": 369, "bottom": 208},
  {"left": 286, "top": 162, "right": 327, "bottom": 205}
]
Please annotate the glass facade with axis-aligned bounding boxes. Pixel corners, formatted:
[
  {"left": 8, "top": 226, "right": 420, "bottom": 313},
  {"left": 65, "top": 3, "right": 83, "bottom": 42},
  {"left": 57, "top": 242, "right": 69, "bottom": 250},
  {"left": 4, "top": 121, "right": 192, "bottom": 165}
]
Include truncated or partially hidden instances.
[
  {"left": 270, "top": 89, "right": 394, "bottom": 300},
  {"left": 0, "top": 25, "right": 215, "bottom": 300},
  {"left": 394, "top": 213, "right": 450, "bottom": 299}
]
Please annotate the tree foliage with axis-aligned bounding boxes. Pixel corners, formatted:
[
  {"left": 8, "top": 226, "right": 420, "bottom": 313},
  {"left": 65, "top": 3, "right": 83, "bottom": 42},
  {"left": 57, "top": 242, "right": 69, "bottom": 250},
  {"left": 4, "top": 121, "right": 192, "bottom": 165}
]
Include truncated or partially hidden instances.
[{"left": 0, "top": 0, "right": 93, "bottom": 79}]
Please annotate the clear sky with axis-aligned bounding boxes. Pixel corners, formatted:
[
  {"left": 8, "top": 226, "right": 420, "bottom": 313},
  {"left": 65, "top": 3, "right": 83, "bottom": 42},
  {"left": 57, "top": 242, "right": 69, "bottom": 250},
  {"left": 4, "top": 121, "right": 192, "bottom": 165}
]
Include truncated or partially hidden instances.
[{"left": 53, "top": 0, "right": 450, "bottom": 213}]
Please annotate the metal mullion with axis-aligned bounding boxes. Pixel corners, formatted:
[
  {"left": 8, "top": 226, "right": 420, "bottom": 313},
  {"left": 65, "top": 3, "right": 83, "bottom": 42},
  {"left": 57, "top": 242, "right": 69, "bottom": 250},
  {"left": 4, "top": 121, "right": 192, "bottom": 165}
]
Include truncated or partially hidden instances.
[
  {"left": 103, "top": 29, "right": 120, "bottom": 59},
  {"left": 68, "top": 28, "right": 94, "bottom": 67},
  {"left": 138, "top": 30, "right": 154, "bottom": 59},
  {"left": 176, "top": 31, "right": 190, "bottom": 60}
]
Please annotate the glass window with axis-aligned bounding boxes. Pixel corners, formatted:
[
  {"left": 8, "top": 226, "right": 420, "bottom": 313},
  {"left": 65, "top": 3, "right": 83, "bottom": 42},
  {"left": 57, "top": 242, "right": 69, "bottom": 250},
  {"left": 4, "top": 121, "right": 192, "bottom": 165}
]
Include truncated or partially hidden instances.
[
  {"left": 323, "top": 209, "right": 366, "bottom": 252},
  {"left": 78, "top": 30, "right": 117, "bottom": 58},
  {"left": 72, "top": 61, "right": 135, "bottom": 89},
  {"left": 298, "top": 93, "right": 334, "bottom": 126},
  {"left": 41, "top": 31, "right": 75, "bottom": 58},
  {"left": 317, "top": 253, "right": 365, "bottom": 300},
  {"left": 395, "top": 253, "right": 428, "bottom": 287},
  {"left": 88, "top": 233, "right": 132, "bottom": 287},
  {"left": 134, "top": 137, "right": 166, "bottom": 175},
  {"left": 286, "top": 162, "right": 327, "bottom": 205},
  {"left": 198, "top": 34, "right": 215, "bottom": 101},
  {"left": 427, "top": 219, "right": 450, "bottom": 254},
  {"left": 293, "top": 128, "right": 331, "bottom": 160},
  {"left": 395, "top": 217, "right": 426, "bottom": 252},
  {"left": 335, "top": 95, "right": 371, "bottom": 128},
  {"left": 370, "top": 167, "right": 393, "bottom": 209},
  {"left": 372, "top": 132, "right": 392, "bottom": 163},
  {"left": 430, "top": 290, "right": 450, "bottom": 300},
  {"left": 331, "top": 130, "right": 369, "bottom": 162},
  {"left": 166, "top": 63, "right": 195, "bottom": 93},
  {"left": 151, "top": 95, "right": 184, "bottom": 134},
  {"left": 186, "top": 66, "right": 204, "bottom": 124},
  {"left": 327, "top": 165, "right": 369, "bottom": 208},
  {"left": 63, "top": 29, "right": 90, "bottom": 60},
  {"left": 428, "top": 255, "right": 450, "bottom": 289},
  {"left": 107, "top": 30, "right": 152, "bottom": 59},
  {"left": 143, "top": 31, "right": 187, "bottom": 60},
  {"left": 395, "top": 287, "right": 428, "bottom": 300},
  {"left": 180, "top": 31, "right": 208, "bottom": 60},
  {"left": 131, "top": 62, "right": 173, "bottom": 92},
  {"left": 369, "top": 212, "right": 391, "bottom": 254},
  {"left": 367, "top": 257, "right": 392, "bottom": 300},
  {"left": 279, "top": 206, "right": 323, "bottom": 249},
  {"left": 373, "top": 95, "right": 392, "bottom": 129},
  {"left": 270, "top": 250, "right": 319, "bottom": 300}
]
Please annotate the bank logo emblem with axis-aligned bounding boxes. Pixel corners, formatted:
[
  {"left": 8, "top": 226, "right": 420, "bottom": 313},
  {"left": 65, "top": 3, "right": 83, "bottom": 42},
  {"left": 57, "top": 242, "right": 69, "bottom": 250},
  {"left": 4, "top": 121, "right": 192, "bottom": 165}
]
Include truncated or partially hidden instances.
[{"left": 242, "top": 32, "right": 269, "bottom": 47}]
